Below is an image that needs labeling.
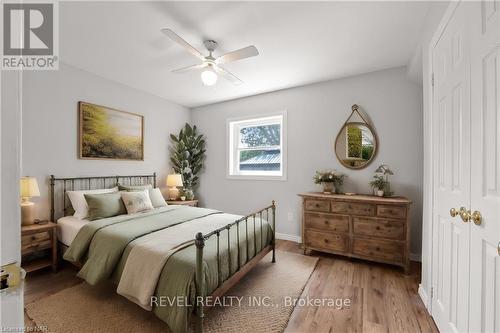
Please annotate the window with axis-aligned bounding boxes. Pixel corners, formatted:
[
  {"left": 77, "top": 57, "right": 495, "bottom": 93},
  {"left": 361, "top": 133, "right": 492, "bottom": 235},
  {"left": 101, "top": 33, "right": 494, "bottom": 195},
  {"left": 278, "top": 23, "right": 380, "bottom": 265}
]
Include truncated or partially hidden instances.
[{"left": 227, "top": 112, "right": 287, "bottom": 180}]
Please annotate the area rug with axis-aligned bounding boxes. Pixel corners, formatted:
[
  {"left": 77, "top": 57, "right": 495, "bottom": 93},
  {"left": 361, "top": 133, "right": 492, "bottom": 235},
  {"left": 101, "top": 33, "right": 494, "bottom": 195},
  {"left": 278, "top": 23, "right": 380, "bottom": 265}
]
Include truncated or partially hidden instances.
[{"left": 25, "top": 250, "right": 318, "bottom": 333}]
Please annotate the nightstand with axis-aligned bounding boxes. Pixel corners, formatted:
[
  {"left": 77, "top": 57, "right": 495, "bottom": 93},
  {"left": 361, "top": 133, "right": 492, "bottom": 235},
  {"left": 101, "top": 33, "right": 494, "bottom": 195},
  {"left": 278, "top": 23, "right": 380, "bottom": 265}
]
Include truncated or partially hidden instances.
[
  {"left": 21, "top": 222, "right": 57, "bottom": 273},
  {"left": 167, "top": 199, "right": 199, "bottom": 207}
]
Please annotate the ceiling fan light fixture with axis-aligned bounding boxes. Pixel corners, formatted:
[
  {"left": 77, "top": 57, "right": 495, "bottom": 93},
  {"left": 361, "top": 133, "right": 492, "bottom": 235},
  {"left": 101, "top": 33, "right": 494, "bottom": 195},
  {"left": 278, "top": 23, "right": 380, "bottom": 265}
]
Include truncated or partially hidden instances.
[{"left": 201, "top": 68, "right": 218, "bottom": 86}]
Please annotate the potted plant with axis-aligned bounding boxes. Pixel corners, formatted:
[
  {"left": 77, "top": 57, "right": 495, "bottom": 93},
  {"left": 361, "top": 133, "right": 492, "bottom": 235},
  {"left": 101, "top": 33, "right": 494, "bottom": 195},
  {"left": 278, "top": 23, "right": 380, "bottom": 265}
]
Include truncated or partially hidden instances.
[
  {"left": 313, "top": 170, "right": 346, "bottom": 194},
  {"left": 369, "top": 175, "right": 387, "bottom": 197},
  {"left": 169, "top": 123, "right": 206, "bottom": 200},
  {"left": 374, "top": 164, "right": 394, "bottom": 196}
]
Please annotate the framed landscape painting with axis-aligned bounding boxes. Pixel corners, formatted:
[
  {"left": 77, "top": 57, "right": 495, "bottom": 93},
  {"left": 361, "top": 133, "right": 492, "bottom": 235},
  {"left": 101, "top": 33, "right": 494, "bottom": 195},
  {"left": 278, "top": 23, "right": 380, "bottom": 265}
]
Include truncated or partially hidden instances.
[{"left": 79, "top": 101, "right": 144, "bottom": 160}]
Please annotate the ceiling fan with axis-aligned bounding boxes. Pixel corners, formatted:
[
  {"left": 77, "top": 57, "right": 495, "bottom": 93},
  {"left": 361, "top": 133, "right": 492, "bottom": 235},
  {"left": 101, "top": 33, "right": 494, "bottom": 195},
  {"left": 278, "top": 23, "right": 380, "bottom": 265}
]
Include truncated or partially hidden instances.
[{"left": 161, "top": 28, "right": 259, "bottom": 86}]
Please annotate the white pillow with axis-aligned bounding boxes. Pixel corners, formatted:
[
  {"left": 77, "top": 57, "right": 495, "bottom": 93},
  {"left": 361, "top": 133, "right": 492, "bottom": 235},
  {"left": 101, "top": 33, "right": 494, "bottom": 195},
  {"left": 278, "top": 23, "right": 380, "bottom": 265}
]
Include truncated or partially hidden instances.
[
  {"left": 121, "top": 190, "right": 154, "bottom": 214},
  {"left": 148, "top": 188, "right": 168, "bottom": 208},
  {"left": 67, "top": 187, "right": 118, "bottom": 219}
]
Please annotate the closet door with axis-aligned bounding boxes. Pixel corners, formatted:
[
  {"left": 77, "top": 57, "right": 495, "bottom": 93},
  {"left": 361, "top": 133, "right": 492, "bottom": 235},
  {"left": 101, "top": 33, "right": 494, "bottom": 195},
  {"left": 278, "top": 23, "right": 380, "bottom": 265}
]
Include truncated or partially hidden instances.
[
  {"left": 431, "top": 2, "right": 472, "bottom": 332},
  {"left": 469, "top": 1, "right": 500, "bottom": 332}
]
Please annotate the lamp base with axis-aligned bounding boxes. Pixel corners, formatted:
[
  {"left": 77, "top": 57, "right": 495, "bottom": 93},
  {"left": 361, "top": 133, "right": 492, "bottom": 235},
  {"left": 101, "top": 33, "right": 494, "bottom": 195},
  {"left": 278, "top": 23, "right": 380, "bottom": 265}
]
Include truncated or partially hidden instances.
[
  {"left": 21, "top": 201, "right": 36, "bottom": 225},
  {"left": 168, "top": 187, "right": 180, "bottom": 201}
]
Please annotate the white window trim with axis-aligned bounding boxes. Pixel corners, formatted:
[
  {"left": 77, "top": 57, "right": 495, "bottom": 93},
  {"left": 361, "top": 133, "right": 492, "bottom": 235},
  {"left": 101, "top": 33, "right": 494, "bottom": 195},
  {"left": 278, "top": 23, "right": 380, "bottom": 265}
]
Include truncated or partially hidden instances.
[{"left": 226, "top": 110, "right": 287, "bottom": 181}]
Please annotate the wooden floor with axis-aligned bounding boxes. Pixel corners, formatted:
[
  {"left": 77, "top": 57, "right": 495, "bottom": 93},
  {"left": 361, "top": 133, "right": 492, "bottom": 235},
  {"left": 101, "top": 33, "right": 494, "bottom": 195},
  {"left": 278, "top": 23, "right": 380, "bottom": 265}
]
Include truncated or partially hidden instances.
[{"left": 24, "top": 240, "right": 438, "bottom": 332}]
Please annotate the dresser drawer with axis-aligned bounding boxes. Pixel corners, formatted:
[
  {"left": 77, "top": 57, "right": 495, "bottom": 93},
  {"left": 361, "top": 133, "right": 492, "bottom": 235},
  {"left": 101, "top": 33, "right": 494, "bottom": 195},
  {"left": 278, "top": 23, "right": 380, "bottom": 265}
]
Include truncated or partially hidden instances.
[
  {"left": 377, "top": 205, "right": 406, "bottom": 219},
  {"left": 352, "top": 238, "right": 403, "bottom": 262},
  {"left": 331, "top": 201, "right": 376, "bottom": 216},
  {"left": 304, "top": 199, "right": 330, "bottom": 212},
  {"left": 305, "top": 230, "right": 349, "bottom": 253},
  {"left": 353, "top": 217, "right": 405, "bottom": 240},
  {"left": 304, "top": 213, "right": 349, "bottom": 233},
  {"left": 21, "top": 231, "right": 51, "bottom": 246}
]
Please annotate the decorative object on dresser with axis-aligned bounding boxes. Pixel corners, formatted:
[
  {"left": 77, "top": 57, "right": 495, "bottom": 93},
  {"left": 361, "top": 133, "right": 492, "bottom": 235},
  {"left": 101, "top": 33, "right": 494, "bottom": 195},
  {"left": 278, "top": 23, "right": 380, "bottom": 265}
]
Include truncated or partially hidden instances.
[
  {"left": 166, "top": 199, "right": 199, "bottom": 207},
  {"left": 166, "top": 174, "right": 183, "bottom": 200},
  {"left": 79, "top": 101, "right": 144, "bottom": 161},
  {"left": 313, "top": 170, "right": 345, "bottom": 194},
  {"left": 374, "top": 164, "right": 394, "bottom": 196},
  {"left": 299, "top": 192, "right": 411, "bottom": 273},
  {"left": 20, "top": 177, "right": 40, "bottom": 225},
  {"left": 21, "top": 222, "right": 57, "bottom": 273},
  {"left": 369, "top": 175, "right": 388, "bottom": 197},
  {"left": 169, "top": 123, "right": 206, "bottom": 199},
  {"left": 334, "top": 104, "right": 378, "bottom": 169}
]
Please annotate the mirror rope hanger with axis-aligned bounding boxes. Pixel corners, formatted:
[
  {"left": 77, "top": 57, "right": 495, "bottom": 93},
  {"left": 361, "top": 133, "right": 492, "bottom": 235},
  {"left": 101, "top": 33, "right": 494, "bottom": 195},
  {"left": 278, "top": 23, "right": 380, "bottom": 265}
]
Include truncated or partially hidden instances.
[{"left": 342, "top": 104, "right": 370, "bottom": 127}]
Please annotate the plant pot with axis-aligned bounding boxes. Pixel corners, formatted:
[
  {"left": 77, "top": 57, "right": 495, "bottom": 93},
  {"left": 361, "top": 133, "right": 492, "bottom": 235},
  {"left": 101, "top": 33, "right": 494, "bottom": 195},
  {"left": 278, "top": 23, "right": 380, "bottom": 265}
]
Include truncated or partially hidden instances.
[
  {"left": 322, "top": 182, "right": 334, "bottom": 194},
  {"left": 377, "top": 190, "right": 384, "bottom": 197}
]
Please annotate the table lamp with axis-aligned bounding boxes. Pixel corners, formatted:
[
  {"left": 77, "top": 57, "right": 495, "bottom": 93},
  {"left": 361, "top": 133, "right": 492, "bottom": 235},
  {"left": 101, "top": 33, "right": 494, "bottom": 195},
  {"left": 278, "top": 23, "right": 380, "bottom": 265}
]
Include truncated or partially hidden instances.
[
  {"left": 20, "top": 176, "right": 40, "bottom": 225},
  {"left": 166, "top": 174, "right": 183, "bottom": 200}
]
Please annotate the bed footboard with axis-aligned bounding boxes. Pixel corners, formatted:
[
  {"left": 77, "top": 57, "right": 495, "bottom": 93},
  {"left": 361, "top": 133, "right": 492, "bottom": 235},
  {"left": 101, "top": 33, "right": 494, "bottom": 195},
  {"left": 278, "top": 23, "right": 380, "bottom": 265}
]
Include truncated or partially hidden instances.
[{"left": 194, "top": 201, "right": 276, "bottom": 333}]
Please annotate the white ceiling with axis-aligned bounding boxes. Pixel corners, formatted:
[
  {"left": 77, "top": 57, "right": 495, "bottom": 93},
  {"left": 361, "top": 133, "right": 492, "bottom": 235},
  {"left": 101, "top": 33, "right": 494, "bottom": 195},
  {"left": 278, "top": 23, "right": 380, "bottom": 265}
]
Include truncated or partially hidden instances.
[{"left": 60, "top": 1, "right": 431, "bottom": 108}]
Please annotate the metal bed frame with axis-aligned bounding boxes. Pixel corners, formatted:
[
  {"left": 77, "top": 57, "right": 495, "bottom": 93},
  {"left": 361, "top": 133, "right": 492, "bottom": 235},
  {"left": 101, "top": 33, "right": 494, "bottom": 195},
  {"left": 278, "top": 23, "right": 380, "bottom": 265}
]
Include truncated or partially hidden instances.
[{"left": 49, "top": 173, "right": 276, "bottom": 333}]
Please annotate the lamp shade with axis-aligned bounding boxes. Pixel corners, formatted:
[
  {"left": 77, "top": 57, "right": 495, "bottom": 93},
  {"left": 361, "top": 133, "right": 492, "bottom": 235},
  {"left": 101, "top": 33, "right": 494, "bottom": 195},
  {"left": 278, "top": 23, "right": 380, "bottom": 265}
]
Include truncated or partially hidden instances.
[
  {"left": 166, "top": 174, "right": 183, "bottom": 187},
  {"left": 20, "top": 177, "right": 40, "bottom": 198}
]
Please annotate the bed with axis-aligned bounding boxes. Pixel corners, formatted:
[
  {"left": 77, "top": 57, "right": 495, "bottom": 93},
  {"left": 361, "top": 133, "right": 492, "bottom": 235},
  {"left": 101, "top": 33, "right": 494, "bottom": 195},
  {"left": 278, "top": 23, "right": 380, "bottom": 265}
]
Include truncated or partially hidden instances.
[{"left": 50, "top": 174, "right": 276, "bottom": 333}]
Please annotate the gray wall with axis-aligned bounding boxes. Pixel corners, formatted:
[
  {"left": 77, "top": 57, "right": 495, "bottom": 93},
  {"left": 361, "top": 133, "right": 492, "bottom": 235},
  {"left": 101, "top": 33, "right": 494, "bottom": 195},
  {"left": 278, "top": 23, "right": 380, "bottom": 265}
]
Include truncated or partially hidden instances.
[
  {"left": 21, "top": 63, "right": 190, "bottom": 220},
  {"left": 192, "top": 67, "right": 424, "bottom": 257}
]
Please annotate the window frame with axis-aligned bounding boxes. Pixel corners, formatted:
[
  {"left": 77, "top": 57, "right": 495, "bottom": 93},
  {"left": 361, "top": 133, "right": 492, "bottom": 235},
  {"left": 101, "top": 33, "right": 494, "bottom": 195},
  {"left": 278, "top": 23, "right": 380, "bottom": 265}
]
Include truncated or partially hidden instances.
[{"left": 226, "top": 111, "right": 287, "bottom": 181}]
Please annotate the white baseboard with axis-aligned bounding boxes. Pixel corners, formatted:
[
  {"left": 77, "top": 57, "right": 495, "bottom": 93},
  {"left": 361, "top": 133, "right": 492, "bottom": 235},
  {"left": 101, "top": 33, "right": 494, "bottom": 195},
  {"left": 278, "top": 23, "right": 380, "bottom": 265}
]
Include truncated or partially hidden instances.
[
  {"left": 276, "top": 233, "right": 301, "bottom": 243},
  {"left": 418, "top": 284, "right": 430, "bottom": 310}
]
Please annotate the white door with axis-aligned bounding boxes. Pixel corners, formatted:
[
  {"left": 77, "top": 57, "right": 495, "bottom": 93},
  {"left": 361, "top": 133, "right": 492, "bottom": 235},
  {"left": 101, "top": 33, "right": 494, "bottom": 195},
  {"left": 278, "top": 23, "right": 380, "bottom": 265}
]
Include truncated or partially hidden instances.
[
  {"left": 469, "top": 1, "right": 500, "bottom": 332},
  {"left": 431, "top": 2, "right": 472, "bottom": 332}
]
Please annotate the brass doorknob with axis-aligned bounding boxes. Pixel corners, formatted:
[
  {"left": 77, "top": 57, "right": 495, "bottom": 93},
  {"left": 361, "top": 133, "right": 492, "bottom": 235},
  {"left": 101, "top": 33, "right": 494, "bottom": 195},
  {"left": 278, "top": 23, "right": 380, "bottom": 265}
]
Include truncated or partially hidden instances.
[
  {"left": 450, "top": 208, "right": 459, "bottom": 217},
  {"left": 471, "top": 211, "right": 482, "bottom": 226},
  {"left": 459, "top": 207, "right": 471, "bottom": 223}
]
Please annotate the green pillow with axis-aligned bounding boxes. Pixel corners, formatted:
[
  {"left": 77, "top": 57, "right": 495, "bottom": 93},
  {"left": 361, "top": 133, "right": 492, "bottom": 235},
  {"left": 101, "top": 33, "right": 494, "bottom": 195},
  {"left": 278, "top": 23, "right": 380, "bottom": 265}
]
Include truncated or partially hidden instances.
[
  {"left": 84, "top": 192, "right": 127, "bottom": 221},
  {"left": 118, "top": 183, "right": 153, "bottom": 191}
]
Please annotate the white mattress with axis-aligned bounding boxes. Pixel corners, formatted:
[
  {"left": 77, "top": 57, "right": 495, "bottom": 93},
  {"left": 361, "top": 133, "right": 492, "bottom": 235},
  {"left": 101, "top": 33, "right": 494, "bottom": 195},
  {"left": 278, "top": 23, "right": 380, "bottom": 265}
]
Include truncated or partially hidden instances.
[{"left": 57, "top": 216, "right": 90, "bottom": 247}]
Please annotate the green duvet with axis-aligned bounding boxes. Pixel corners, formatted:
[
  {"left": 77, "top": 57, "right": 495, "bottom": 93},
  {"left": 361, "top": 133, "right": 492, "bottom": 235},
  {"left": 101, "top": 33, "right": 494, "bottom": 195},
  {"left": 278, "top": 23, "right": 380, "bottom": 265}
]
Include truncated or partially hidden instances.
[{"left": 63, "top": 205, "right": 272, "bottom": 333}]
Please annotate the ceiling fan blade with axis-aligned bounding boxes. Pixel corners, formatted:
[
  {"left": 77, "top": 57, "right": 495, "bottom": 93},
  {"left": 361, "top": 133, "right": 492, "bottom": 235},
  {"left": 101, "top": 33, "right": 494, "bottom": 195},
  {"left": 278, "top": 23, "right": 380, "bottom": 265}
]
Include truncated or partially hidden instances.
[
  {"left": 172, "top": 63, "right": 207, "bottom": 73},
  {"left": 161, "top": 28, "right": 205, "bottom": 60},
  {"left": 213, "top": 65, "right": 243, "bottom": 85},
  {"left": 216, "top": 46, "right": 259, "bottom": 64}
]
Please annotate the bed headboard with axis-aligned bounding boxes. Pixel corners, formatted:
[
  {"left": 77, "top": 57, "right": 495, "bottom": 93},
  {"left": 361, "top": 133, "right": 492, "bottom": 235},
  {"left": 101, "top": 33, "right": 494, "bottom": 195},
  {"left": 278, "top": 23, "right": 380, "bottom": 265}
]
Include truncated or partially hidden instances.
[{"left": 49, "top": 173, "right": 157, "bottom": 222}]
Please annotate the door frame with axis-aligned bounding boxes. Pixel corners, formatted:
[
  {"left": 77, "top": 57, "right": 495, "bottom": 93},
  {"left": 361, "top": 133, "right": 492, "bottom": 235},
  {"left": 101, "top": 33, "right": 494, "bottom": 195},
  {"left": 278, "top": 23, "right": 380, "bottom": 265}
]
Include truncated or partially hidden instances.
[{"left": 421, "top": 0, "right": 461, "bottom": 314}]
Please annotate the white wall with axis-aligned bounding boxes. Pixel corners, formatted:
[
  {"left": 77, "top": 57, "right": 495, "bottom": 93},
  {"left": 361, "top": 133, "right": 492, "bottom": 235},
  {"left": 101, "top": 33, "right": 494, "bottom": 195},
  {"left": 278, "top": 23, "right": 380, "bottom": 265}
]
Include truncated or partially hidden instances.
[
  {"left": 21, "top": 63, "right": 190, "bottom": 220},
  {"left": 192, "top": 66, "right": 424, "bottom": 257}
]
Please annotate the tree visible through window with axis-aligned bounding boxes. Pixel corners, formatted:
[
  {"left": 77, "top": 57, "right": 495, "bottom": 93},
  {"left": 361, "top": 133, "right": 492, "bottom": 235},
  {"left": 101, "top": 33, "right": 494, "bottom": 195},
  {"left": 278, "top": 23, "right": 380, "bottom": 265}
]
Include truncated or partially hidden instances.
[{"left": 228, "top": 113, "right": 286, "bottom": 179}]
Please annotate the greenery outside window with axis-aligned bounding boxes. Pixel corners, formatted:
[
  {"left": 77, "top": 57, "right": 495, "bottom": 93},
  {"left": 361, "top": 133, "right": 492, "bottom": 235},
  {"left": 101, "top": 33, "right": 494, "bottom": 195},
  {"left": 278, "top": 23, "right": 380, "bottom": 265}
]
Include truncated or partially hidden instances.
[{"left": 227, "top": 112, "right": 287, "bottom": 180}]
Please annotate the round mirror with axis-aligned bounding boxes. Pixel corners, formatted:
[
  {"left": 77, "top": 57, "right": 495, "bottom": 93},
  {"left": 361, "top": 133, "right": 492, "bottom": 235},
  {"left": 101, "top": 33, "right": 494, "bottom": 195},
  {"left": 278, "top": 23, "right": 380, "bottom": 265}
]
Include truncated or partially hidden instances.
[{"left": 335, "top": 121, "right": 377, "bottom": 169}]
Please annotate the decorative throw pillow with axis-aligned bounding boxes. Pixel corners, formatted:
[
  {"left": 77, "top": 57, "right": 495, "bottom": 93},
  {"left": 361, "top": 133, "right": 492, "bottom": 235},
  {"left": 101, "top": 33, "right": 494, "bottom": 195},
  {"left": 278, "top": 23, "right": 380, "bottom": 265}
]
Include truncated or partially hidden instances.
[
  {"left": 67, "top": 187, "right": 118, "bottom": 219},
  {"left": 84, "top": 192, "right": 127, "bottom": 221},
  {"left": 121, "top": 190, "right": 154, "bottom": 214},
  {"left": 118, "top": 184, "right": 153, "bottom": 191},
  {"left": 148, "top": 188, "right": 168, "bottom": 208}
]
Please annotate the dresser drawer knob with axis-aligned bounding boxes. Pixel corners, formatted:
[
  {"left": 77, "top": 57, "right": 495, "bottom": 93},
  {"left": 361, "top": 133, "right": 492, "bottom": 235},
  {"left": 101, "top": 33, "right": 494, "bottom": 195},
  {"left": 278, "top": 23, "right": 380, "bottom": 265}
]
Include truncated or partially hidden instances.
[
  {"left": 376, "top": 226, "right": 381, "bottom": 230},
  {"left": 376, "top": 247, "right": 380, "bottom": 251},
  {"left": 315, "top": 203, "right": 320, "bottom": 207},
  {"left": 31, "top": 235, "right": 36, "bottom": 240},
  {"left": 324, "top": 220, "right": 329, "bottom": 224},
  {"left": 324, "top": 239, "right": 329, "bottom": 243}
]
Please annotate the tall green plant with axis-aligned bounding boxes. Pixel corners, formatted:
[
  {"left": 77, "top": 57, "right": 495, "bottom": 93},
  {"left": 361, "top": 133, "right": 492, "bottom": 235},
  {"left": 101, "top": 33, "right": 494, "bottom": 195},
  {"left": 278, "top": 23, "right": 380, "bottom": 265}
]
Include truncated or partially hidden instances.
[{"left": 169, "top": 123, "right": 206, "bottom": 197}]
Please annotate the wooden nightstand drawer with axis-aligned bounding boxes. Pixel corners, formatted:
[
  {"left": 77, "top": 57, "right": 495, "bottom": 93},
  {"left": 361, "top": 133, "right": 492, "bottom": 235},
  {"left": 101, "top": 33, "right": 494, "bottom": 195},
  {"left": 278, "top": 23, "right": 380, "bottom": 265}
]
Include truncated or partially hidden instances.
[
  {"left": 304, "top": 229, "right": 349, "bottom": 253},
  {"left": 352, "top": 238, "right": 403, "bottom": 262},
  {"left": 21, "top": 222, "right": 58, "bottom": 273},
  {"left": 304, "top": 199, "right": 330, "bottom": 212},
  {"left": 22, "top": 231, "right": 51, "bottom": 246},
  {"left": 353, "top": 217, "right": 405, "bottom": 240},
  {"left": 331, "top": 201, "right": 376, "bottom": 216},
  {"left": 377, "top": 205, "right": 406, "bottom": 219},
  {"left": 304, "top": 212, "right": 349, "bottom": 233}
]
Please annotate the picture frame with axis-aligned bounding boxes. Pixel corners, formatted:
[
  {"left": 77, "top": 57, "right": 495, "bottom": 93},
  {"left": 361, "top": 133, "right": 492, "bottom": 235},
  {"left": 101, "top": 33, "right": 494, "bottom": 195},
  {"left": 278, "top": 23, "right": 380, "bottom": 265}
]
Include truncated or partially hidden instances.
[{"left": 78, "top": 101, "right": 144, "bottom": 161}]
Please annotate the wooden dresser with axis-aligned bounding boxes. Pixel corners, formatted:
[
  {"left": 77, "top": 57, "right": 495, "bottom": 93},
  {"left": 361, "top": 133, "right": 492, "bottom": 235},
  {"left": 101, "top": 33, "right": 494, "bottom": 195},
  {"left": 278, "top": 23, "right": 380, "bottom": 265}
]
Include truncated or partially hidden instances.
[{"left": 299, "top": 192, "right": 411, "bottom": 273}]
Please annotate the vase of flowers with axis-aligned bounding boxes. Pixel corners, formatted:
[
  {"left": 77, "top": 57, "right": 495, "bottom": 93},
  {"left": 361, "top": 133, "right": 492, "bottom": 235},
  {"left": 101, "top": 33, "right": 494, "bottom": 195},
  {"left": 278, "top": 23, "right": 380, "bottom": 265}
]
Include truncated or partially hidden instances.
[
  {"left": 313, "top": 170, "right": 346, "bottom": 194},
  {"left": 369, "top": 175, "right": 388, "bottom": 197}
]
